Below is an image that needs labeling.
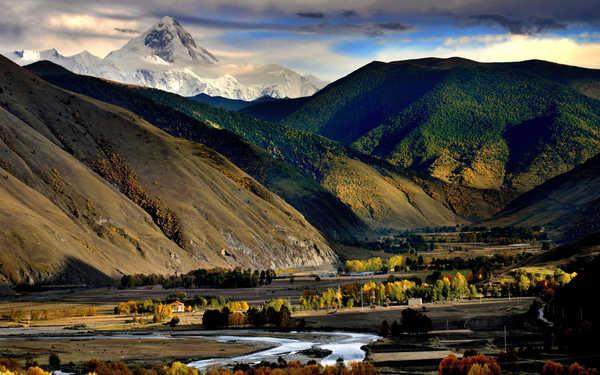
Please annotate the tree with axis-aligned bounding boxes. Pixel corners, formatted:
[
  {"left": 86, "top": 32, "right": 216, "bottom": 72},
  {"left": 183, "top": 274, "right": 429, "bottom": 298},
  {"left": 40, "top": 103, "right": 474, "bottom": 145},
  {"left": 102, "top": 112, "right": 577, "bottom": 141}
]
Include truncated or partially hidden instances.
[
  {"left": 401, "top": 308, "right": 432, "bottom": 334},
  {"left": 518, "top": 274, "right": 531, "bottom": 294},
  {"left": 153, "top": 304, "right": 172, "bottom": 323},
  {"left": 542, "top": 361, "right": 564, "bottom": 375},
  {"left": 48, "top": 354, "right": 61, "bottom": 370},
  {"left": 379, "top": 320, "right": 390, "bottom": 337}
]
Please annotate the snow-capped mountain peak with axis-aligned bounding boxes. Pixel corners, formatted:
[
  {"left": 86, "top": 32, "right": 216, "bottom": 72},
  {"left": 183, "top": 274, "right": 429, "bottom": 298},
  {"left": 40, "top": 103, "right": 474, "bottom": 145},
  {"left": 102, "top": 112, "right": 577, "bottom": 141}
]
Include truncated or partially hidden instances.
[
  {"left": 5, "top": 16, "right": 327, "bottom": 100},
  {"left": 105, "top": 15, "right": 217, "bottom": 66}
]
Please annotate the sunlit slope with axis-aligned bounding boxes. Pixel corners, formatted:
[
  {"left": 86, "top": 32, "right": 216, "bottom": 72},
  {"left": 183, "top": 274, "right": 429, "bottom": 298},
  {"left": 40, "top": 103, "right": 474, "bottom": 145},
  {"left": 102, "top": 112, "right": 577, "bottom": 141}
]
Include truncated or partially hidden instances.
[{"left": 0, "top": 55, "right": 336, "bottom": 285}]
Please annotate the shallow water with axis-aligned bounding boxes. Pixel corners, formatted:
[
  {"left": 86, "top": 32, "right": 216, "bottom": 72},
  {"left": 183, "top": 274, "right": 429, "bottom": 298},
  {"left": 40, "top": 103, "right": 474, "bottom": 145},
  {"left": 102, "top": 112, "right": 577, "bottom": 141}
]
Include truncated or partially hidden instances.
[{"left": 187, "top": 331, "right": 380, "bottom": 370}]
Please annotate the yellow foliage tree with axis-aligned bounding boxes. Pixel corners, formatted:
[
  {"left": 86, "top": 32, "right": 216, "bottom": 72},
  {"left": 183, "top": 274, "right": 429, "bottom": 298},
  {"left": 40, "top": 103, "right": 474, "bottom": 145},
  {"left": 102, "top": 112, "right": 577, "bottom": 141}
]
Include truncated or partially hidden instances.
[{"left": 153, "top": 304, "right": 173, "bottom": 322}]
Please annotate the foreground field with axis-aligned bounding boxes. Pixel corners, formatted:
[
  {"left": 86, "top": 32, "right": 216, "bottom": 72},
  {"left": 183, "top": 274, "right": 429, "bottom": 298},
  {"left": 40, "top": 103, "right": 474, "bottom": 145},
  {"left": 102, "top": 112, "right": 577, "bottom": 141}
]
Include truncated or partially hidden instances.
[{"left": 0, "top": 337, "right": 264, "bottom": 366}]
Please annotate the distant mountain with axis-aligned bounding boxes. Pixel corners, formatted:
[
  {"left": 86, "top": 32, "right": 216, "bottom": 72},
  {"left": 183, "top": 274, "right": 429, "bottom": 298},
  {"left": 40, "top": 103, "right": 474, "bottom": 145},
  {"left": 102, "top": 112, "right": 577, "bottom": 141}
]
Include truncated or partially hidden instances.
[
  {"left": 27, "top": 60, "right": 468, "bottom": 232},
  {"left": 7, "top": 16, "right": 327, "bottom": 100},
  {"left": 9, "top": 48, "right": 103, "bottom": 76},
  {"left": 188, "top": 93, "right": 282, "bottom": 111},
  {"left": 245, "top": 58, "right": 600, "bottom": 196},
  {"left": 0, "top": 55, "right": 336, "bottom": 286}
]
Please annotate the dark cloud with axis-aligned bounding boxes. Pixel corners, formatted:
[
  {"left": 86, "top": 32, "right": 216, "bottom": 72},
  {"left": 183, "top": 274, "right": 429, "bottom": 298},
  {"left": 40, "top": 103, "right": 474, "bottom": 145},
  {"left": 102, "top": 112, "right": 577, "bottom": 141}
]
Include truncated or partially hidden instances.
[
  {"left": 0, "top": 8, "right": 23, "bottom": 38},
  {"left": 168, "top": 13, "right": 411, "bottom": 37},
  {"left": 341, "top": 10, "right": 358, "bottom": 17},
  {"left": 114, "top": 27, "right": 140, "bottom": 34},
  {"left": 468, "top": 14, "right": 567, "bottom": 35},
  {"left": 296, "top": 12, "right": 325, "bottom": 19},
  {"left": 0, "top": 23, "right": 23, "bottom": 38},
  {"left": 529, "top": 17, "right": 567, "bottom": 33},
  {"left": 378, "top": 22, "right": 410, "bottom": 31}
]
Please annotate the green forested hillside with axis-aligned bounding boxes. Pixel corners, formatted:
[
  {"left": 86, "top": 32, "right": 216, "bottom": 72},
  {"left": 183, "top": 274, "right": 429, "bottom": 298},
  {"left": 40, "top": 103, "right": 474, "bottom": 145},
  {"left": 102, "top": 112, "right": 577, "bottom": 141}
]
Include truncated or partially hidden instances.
[{"left": 245, "top": 58, "right": 600, "bottom": 193}]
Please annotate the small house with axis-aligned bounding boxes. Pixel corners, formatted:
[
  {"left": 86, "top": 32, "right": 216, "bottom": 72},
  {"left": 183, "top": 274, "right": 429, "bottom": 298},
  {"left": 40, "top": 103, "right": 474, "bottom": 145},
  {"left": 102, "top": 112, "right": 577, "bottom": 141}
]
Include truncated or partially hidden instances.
[
  {"left": 408, "top": 298, "right": 422, "bottom": 306},
  {"left": 170, "top": 301, "right": 185, "bottom": 313}
]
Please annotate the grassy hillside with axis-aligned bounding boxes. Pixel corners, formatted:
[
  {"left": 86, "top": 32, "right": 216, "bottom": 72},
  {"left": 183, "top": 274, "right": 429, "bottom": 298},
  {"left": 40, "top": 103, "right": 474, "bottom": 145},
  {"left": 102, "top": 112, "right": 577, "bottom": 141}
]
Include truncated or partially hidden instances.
[
  {"left": 27, "top": 61, "right": 466, "bottom": 230},
  {"left": 490, "top": 154, "right": 600, "bottom": 238},
  {"left": 245, "top": 58, "right": 600, "bottom": 194},
  {"left": 517, "top": 231, "right": 600, "bottom": 269},
  {"left": 0, "top": 55, "right": 337, "bottom": 286}
]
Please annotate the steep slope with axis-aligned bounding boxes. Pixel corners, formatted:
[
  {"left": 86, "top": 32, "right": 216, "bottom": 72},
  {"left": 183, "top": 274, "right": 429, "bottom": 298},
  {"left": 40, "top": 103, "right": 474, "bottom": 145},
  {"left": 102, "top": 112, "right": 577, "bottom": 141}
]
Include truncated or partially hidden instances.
[
  {"left": 132, "top": 91, "right": 466, "bottom": 229},
  {"left": 0, "top": 55, "right": 336, "bottom": 286},
  {"left": 246, "top": 58, "right": 600, "bottom": 196},
  {"left": 490, "top": 154, "right": 600, "bottom": 238},
  {"left": 8, "top": 17, "right": 326, "bottom": 100},
  {"left": 26, "top": 61, "right": 466, "bottom": 231},
  {"left": 26, "top": 60, "right": 366, "bottom": 241}
]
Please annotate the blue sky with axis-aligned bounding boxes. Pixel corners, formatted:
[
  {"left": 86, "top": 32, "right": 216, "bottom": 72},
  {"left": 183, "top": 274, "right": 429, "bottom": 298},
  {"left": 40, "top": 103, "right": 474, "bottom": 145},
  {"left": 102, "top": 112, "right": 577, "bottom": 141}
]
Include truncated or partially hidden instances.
[{"left": 1, "top": 0, "right": 600, "bottom": 80}]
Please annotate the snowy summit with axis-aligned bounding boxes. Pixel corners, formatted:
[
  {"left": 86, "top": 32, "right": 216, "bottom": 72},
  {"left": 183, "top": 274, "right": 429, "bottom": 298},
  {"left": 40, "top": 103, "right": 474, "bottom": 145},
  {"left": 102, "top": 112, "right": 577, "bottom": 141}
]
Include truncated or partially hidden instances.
[{"left": 7, "top": 16, "right": 326, "bottom": 100}]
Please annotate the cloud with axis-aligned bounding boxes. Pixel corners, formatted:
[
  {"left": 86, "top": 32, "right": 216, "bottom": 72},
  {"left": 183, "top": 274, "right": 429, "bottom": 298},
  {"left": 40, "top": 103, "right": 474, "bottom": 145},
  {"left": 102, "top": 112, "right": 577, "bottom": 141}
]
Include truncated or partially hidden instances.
[
  {"left": 170, "top": 14, "right": 412, "bottom": 37},
  {"left": 378, "top": 22, "right": 410, "bottom": 31},
  {"left": 443, "top": 34, "right": 508, "bottom": 47},
  {"left": 296, "top": 12, "right": 325, "bottom": 19},
  {"left": 114, "top": 27, "right": 140, "bottom": 34},
  {"left": 468, "top": 14, "right": 566, "bottom": 35},
  {"left": 0, "top": 8, "right": 23, "bottom": 38}
]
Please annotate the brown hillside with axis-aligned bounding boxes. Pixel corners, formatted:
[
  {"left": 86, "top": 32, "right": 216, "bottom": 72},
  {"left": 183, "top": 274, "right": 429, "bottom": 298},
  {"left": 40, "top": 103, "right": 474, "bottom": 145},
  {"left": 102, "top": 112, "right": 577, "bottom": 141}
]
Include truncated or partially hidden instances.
[{"left": 0, "top": 55, "right": 336, "bottom": 286}]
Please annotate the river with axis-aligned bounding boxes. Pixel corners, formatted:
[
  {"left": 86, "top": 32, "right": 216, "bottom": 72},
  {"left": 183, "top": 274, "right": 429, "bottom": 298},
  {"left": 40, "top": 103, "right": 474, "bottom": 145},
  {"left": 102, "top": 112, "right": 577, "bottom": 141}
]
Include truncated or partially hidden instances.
[
  {"left": 187, "top": 331, "right": 381, "bottom": 370},
  {"left": 0, "top": 330, "right": 380, "bottom": 370}
]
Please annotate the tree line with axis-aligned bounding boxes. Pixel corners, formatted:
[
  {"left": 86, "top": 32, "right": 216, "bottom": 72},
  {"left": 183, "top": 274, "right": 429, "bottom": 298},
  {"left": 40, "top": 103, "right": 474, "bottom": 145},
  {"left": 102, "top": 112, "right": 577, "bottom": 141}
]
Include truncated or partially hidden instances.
[
  {"left": 202, "top": 299, "right": 295, "bottom": 330},
  {"left": 1, "top": 357, "right": 378, "bottom": 375},
  {"left": 299, "top": 272, "right": 478, "bottom": 311},
  {"left": 437, "top": 353, "right": 598, "bottom": 375},
  {"left": 120, "top": 268, "right": 276, "bottom": 289},
  {"left": 1, "top": 307, "right": 97, "bottom": 323}
]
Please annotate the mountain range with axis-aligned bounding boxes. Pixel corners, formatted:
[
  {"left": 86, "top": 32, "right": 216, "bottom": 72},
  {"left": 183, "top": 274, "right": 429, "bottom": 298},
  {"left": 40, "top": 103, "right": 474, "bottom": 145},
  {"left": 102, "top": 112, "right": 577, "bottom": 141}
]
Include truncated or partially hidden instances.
[
  {"left": 6, "top": 16, "right": 326, "bottom": 101},
  {"left": 3, "top": 37, "right": 600, "bottom": 287},
  {"left": 26, "top": 60, "right": 464, "bottom": 238}
]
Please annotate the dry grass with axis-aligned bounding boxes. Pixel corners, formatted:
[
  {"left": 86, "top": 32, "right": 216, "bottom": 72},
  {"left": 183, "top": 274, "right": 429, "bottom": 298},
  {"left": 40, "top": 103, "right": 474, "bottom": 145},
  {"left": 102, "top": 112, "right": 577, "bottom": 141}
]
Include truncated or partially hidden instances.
[{"left": 0, "top": 338, "right": 265, "bottom": 365}]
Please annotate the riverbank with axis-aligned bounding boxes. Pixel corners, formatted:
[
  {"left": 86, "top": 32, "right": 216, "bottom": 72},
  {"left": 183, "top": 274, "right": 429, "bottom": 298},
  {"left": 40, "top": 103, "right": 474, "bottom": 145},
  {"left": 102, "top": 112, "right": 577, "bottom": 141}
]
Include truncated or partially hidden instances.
[
  {"left": 0, "top": 330, "right": 379, "bottom": 371},
  {"left": 0, "top": 336, "right": 267, "bottom": 367}
]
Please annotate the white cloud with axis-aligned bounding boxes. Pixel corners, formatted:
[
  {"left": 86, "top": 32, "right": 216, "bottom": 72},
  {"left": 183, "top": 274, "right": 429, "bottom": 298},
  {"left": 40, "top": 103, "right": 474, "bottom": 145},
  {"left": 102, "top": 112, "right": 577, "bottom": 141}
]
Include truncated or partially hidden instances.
[
  {"left": 46, "top": 14, "right": 141, "bottom": 37},
  {"left": 443, "top": 34, "right": 508, "bottom": 47}
]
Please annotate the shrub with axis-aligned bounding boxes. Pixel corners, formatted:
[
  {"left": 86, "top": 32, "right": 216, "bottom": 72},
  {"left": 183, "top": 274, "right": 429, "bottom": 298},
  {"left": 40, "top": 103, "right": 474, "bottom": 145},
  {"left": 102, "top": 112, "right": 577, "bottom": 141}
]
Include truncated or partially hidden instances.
[{"left": 169, "top": 316, "right": 180, "bottom": 327}]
